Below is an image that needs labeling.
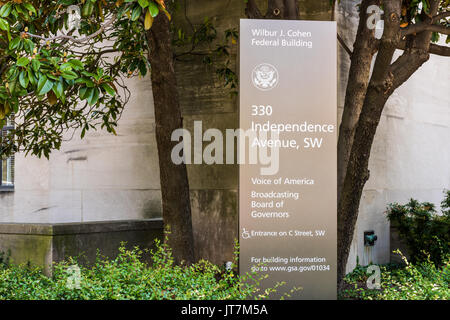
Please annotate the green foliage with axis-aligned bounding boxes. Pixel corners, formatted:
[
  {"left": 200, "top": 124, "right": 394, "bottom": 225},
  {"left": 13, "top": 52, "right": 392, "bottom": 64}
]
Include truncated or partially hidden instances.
[
  {"left": 340, "top": 252, "right": 450, "bottom": 300},
  {"left": 401, "top": 0, "right": 450, "bottom": 44},
  {"left": 0, "top": 239, "right": 281, "bottom": 300},
  {"left": 386, "top": 190, "right": 450, "bottom": 265},
  {"left": 0, "top": 0, "right": 168, "bottom": 158},
  {"left": 441, "top": 189, "right": 450, "bottom": 216}
]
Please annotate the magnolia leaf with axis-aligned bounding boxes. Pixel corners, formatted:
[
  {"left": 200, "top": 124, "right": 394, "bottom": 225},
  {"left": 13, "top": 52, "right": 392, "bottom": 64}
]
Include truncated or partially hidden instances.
[
  {"left": 22, "top": 3, "right": 37, "bottom": 15},
  {"left": 0, "top": 17, "right": 8, "bottom": 31},
  {"left": 59, "top": 63, "right": 73, "bottom": 71},
  {"left": 37, "top": 76, "right": 54, "bottom": 96},
  {"left": 17, "top": 57, "right": 30, "bottom": 67},
  {"left": 79, "top": 86, "right": 89, "bottom": 100},
  {"left": 88, "top": 87, "right": 100, "bottom": 106},
  {"left": 144, "top": 9, "right": 153, "bottom": 30},
  {"left": 68, "top": 59, "right": 84, "bottom": 69},
  {"left": 19, "top": 70, "right": 29, "bottom": 88},
  {"left": 9, "top": 37, "right": 21, "bottom": 50},
  {"left": 131, "top": 5, "right": 142, "bottom": 21},
  {"left": 47, "top": 91, "right": 57, "bottom": 106},
  {"left": 148, "top": 2, "right": 159, "bottom": 17},
  {"left": 61, "top": 70, "right": 78, "bottom": 80},
  {"left": 0, "top": 2, "right": 12, "bottom": 17},
  {"left": 31, "top": 59, "right": 41, "bottom": 72},
  {"left": 82, "top": 1, "right": 95, "bottom": 17},
  {"left": 27, "top": 69, "right": 36, "bottom": 86},
  {"left": 102, "top": 83, "right": 116, "bottom": 96},
  {"left": 138, "top": 0, "right": 149, "bottom": 8},
  {"left": 53, "top": 81, "right": 64, "bottom": 99}
]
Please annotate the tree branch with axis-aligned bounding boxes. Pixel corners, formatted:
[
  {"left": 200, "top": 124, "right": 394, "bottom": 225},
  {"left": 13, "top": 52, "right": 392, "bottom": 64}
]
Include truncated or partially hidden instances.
[
  {"left": 432, "top": 10, "right": 450, "bottom": 23},
  {"left": 24, "top": 14, "right": 117, "bottom": 44},
  {"left": 401, "top": 22, "right": 450, "bottom": 36},
  {"left": 389, "top": 49, "right": 430, "bottom": 92},
  {"left": 427, "top": 24, "right": 450, "bottom": 35},
  {"left": 397, "top": 40, "right": 450, "bottom": 57},
  {"left": 337, "top": 33, "right": 353, "bottom": 57},
  {"left": 388, "top": 0, "right": 441, "bottom": 94},
  {"left": 429, "top": 43, "right": 450, "bottom": 56}
]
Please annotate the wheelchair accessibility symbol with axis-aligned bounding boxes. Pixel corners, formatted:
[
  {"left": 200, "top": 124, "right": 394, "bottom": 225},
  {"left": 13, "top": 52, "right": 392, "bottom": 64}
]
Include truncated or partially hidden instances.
[{"left": 241, "top": 228, "right": 251, "bottom": 240}]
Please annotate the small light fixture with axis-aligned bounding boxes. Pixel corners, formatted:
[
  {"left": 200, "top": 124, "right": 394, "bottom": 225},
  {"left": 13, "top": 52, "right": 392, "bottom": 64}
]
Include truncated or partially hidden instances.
[{"left": 364, "top": 231, "right": 378, "bottom": 247}]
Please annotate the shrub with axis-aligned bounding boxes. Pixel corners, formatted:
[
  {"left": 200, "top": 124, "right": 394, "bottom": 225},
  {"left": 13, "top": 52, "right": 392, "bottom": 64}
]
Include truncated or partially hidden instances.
[
  {"left": 442, "top": 189, "right": 450, "bottom": 216},
  {"left": 386, "top": 190, "right": 450, "bottom": 265},
  {"left": 340, "top": 252, "right": 450, "bottom": 300},
  {"left": 0, "top": 239, "right": 279, "bottom": 300},
  {"left": 378, "top": 251, "right": 450, "bottom": 300}
]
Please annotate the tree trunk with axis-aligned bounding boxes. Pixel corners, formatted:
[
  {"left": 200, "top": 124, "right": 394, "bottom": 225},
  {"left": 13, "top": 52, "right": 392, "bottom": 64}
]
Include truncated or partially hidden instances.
[
  {"left": 337, "top": 0, "right": 379, "bottom": 201},
  {"left": 246, "top": 0, "right": 299, "bottom": 19},
  {"left": 147, "top": 14, "right": 195, "bottom": 265},
  {"left": 336, "top": 0, "right": 436, "bottom": 288},
  {"left": 337, "top": 0, "right": 402, "bottom": 289}
]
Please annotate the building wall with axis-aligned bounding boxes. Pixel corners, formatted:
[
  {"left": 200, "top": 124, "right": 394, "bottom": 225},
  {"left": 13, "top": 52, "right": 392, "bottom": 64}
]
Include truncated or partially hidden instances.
[{"left": 1, "top": 0, "right": 449, "bottom": 271}]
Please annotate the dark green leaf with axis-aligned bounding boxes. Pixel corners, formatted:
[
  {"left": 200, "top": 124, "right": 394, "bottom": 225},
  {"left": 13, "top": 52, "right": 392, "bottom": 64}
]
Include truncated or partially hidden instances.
[
  {"left": 17, "top": 57, "right": 30, "bottom": 67},
  {"left": 148, "top": 2, "right": 159, "bottom": 17},
  {"left": 37, "top": 76, "right": 54, "bottom": 95}
]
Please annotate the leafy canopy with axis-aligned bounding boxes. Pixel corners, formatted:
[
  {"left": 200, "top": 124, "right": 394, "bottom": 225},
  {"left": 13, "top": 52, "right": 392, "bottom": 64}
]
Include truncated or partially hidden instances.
[{"left": 0, "top": 0, "right": 170, "bottom": 158}]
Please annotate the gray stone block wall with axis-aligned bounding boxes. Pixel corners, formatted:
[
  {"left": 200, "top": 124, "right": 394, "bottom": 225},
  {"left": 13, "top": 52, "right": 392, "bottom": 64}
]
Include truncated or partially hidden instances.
[{"left": 0, "top": 219, "right": 163, "bottom": 275}]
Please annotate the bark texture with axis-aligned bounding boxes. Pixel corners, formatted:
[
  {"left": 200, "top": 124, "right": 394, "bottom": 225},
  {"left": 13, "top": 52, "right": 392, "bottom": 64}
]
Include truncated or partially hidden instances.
[
  {"left": 147, "top": 14, "right": 195, "bottom": 265},
  {"left": 246, "top": 0, "right": 300, "bottom": 19},
  {"left": 337, "top": 0, "right": 380, "bottom": 202}
]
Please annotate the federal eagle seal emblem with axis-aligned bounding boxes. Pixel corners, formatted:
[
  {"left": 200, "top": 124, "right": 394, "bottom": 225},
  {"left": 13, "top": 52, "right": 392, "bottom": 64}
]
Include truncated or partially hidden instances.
[{"left": 252, "top": 63, "right": 279, "bottom": 91}]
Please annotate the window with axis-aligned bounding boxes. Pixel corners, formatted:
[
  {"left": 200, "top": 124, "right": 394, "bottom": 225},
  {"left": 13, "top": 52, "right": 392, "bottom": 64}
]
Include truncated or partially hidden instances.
[{"left": 1, "top": 118, "right": 14, "bottom": 190}]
